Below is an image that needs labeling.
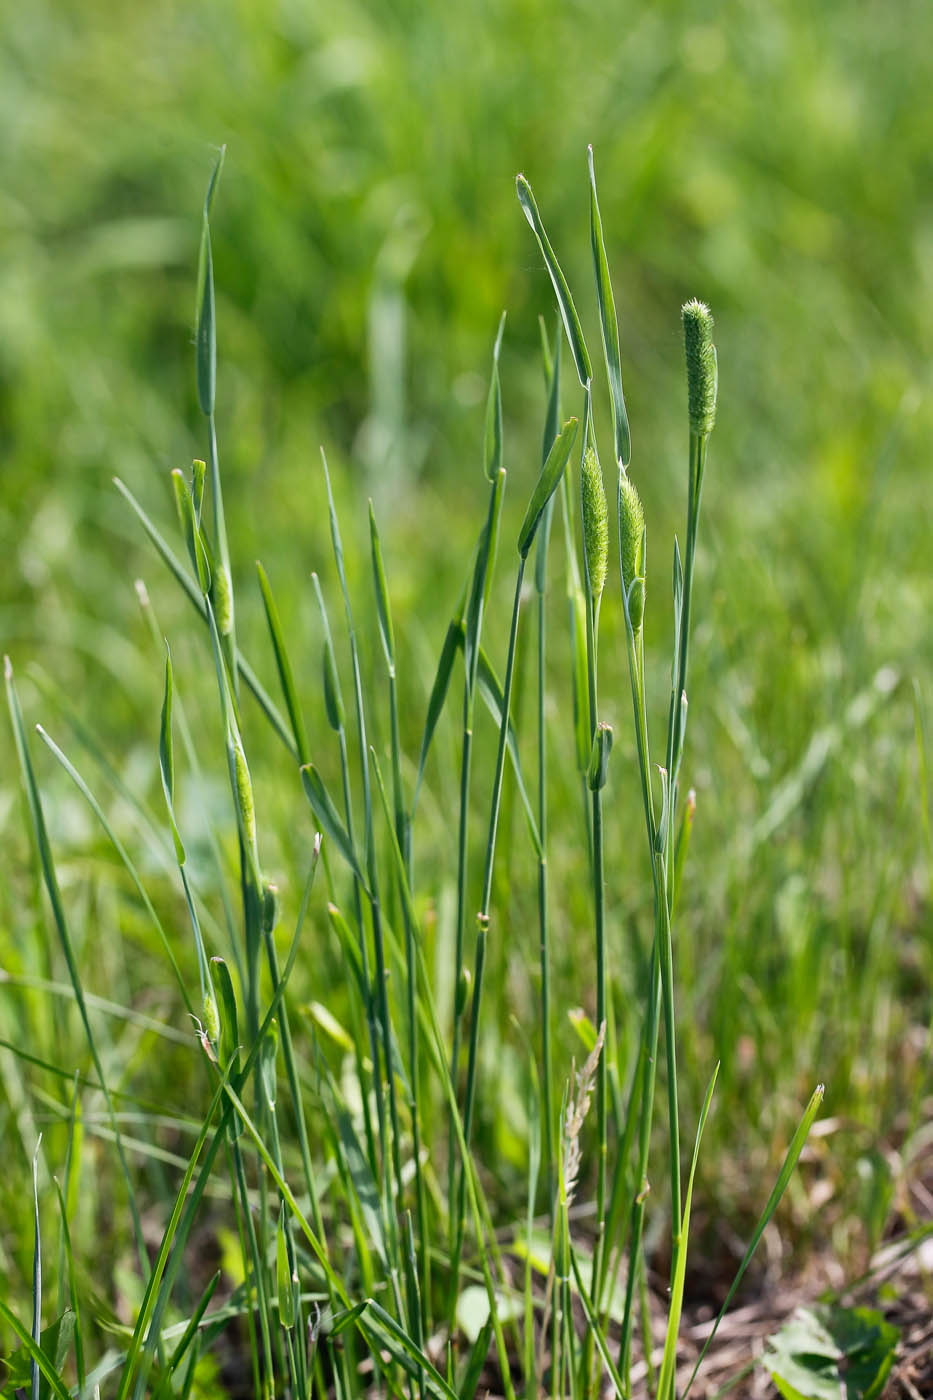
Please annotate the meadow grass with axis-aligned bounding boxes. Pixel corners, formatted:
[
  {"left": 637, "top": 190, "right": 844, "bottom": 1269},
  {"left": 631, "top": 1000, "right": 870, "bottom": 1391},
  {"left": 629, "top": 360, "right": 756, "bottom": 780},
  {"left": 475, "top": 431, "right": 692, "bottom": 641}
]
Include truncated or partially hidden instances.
[{"left": 0, "top": 146, "right": 881, "bottom": 1400}]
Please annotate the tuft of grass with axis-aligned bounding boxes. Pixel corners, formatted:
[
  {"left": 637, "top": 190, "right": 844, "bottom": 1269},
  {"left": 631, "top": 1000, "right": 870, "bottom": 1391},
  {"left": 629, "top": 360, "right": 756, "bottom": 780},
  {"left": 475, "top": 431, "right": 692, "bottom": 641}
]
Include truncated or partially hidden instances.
[{"left": 3, "top": 143, "right": 908, "bottom": 1400}]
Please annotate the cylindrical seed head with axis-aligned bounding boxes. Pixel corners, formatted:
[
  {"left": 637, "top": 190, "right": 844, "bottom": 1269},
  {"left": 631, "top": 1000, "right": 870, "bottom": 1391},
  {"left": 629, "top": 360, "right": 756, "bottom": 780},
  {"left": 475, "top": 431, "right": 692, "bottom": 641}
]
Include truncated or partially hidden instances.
[
  {"left": 619, "top": 471, "right": 645, "bottom": 596},
  {"left": 582, "top": 445, "right": 608, "bottom": 602},
  {"left": 212, "top": 564, "right": 234, "bottom": 636},
  {"left": 682, "top": 299, "right": 717, "bottom": 437},
  {"left": 233, "top": 742, "right": 256, "bottom": 851}
]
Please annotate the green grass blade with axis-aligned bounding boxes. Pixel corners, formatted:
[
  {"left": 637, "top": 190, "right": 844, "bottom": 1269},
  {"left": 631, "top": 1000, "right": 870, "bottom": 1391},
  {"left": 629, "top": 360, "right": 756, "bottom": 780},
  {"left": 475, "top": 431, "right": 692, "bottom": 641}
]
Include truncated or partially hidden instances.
[
  {"left": 484, "top": 312, "right": 506, "bottom": 482},
  {"left": 158, "top": 646, "right": 187, "bottom": 865},
  {"left": 35, "top": 724, "right": 192, "bottom": 1014},
  {"left": 475, "top": 644, "right": 542, "bottom": 857},
  {"left": 257, "top": 560, "right": 311, "bottom": 765},
  {"left": 587, "top": 145, "right": 631, "bottom": 468},
  {"left": 368, "top": 502, "right": 396, "bottom": 672},
  {"left": 113, "top": 478, "right": 297, "bottom": 756},
  {"left": 657, "top": 1063, "right": 719, "bottom": 1400},
  {"left": 0, "top": 1302, "right": 71, "bottom": 1400},
  {"left": 5, "top": 657, "right": 149, "bottom": 1277},
  {"left": 518, "top": 416, "right": 578, "bottom": 558},
  {"left": 465, "top": 467, "right": 507, "bottom": 692},
  {"left": 195, "top": 146, "right": 224, "bottom": 417},
  {"left": 300, "top": 763, "right": 368, "bottom": 890},
  {"left": 683, "top": 1083, "right": 826, "bottom": 1398},
  {"left": 414, "top": 618, "right": 461, "bottom": 805},
  {"left": 516, "top": 174, "right": 592, "bottom": 386}
]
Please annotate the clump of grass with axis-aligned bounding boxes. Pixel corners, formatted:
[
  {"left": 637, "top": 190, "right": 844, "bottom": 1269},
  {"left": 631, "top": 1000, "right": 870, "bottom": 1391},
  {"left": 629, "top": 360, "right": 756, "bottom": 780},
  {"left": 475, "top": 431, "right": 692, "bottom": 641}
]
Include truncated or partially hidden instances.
[{"left": 3, "top": 146, "right": 827, "bottom": 1400}]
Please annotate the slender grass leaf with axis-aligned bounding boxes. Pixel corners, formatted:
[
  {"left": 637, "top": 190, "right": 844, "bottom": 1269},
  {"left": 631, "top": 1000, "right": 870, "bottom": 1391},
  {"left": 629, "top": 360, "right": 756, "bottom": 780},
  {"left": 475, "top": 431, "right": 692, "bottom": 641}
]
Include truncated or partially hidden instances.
[
  {"left": 475, "top": 645, "right": 541, "bottom": 856},
  {"left": 657, "top": 1063, "right": 719, "bottom": 1400},
  {"left": 171, "top": 469, "right": 211, "bottom": 594},
  {"left": 684, "top": 1084, "right": 826, "bottom": 1397},
  {"left": 195, "top": 147, "right": 224, "bottom": 417},
  {"left": 458, "top": 1315, "right": 494, "bottom": 1400},
  {"left": 276, "top": 1206, "right": 297, "bottom": 1330},
  {"left": 335, "top": 1105, "right": 388, "bottom": 1267},
  {"left": 368, "top": 501, "right": 395, "bottom": 670},
  {"left": 534, "top": 314, "right": 562, "bottom": 594},
  {"left": 113, "top": 478, "right": 297, "bottom": 757},
  {"left": 516, "top": 174, "right": 592, "bottom": 386},
  {"left": 587, "top": 146, "right": 631, "bottom": 467},
  {"left": 0, "top": 1303, "right": 72, "bottom": 1400},
  {"left": 300, "top": 764, "right": 367, "bottom": 890},
  {"left": 414, "top": 619, "right": 461, "bottom": 804},
  {"left": 464, "top": 467, "right": 506, "bottom": 690},
  {"left": 5, "top": 658, "right": 147, "bottom": 1274},
  {"left": 518, "top": 416, "right": 578, "bottom": 558},
  {"left": 209, "top": 958, "right": 239, "bottom": 1074},
  {"left": 484, "top": 312, "right": 506, "bottom": 482},
  {"left": 159, "top": 646, "right": 186, "bottom": 864},
  {"left": 256, "top": 561, "right": 310, "bottom": 765}
]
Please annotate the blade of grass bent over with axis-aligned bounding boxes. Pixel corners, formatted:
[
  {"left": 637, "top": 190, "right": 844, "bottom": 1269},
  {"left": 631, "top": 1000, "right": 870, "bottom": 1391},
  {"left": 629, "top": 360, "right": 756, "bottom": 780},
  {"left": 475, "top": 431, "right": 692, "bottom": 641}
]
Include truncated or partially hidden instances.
[{"left": 516, "top": 174, "right": 592, "bottom": 387}]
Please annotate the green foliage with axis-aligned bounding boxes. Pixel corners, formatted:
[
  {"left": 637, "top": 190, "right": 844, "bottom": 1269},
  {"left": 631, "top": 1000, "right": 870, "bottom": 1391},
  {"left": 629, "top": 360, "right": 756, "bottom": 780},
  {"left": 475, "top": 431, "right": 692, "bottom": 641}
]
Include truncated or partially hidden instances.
[
  {"left": 763, "top": 1305, "right": 899, "bottom": 1400},
  {"left": 0, "top": 4, "right": 930, "bottom": 1394}
]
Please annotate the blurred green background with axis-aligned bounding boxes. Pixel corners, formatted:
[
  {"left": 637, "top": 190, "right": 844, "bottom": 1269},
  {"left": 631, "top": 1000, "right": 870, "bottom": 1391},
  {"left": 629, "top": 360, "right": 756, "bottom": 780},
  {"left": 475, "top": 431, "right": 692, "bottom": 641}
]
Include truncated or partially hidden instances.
[{"left": 1, "top": 0, "right": 930, "bottom": 1320}]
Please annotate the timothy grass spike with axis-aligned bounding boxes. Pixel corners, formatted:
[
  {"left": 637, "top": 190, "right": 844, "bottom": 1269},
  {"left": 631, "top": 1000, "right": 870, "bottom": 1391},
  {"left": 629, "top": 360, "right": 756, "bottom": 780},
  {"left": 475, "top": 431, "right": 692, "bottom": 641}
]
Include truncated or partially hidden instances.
[
  {"left": 581, "top": 444, "right": 608, "bottom": 603},
  {"left": 682, "top": 299, "right": 718, "bottom": 437}
]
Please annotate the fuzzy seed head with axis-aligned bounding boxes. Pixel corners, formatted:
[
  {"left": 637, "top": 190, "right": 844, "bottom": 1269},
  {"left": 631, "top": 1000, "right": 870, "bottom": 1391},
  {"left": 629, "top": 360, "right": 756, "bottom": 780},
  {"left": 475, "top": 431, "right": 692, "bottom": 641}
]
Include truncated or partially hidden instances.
[
  {"left": 233, "top": 743, "right": 256, "bottom": 850},
  {"left": 582, "top": 446, "right": 608, "bottom": 602},
  {"left": 619, "top": 472, "right": 645, "bottom": 596},
  {"left": 682, "top": 299, "right": 717, "bottom": 436},
  {"left": 212, "top": 565, "right": 234, "bottom": 636}
]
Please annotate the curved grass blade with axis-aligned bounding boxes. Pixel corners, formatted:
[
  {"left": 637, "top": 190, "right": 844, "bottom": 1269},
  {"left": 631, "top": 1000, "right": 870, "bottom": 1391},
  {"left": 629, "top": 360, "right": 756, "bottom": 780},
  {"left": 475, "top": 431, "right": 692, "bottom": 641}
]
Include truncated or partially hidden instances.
[
  {"left": 113, "top": 478, "right": 296, "bottom": 757},
  {"left": 5, "top": 658, "right": 148, "bottom": 1277},
  {"left": 683, "top": 1083, "right": 826, "bottom": 1398},
  {"left": 414, "top": 618, "right": 461, "bottom": 805},
  {"left": 257, "top": 561, "right": 310, "bottom": 765},
  {"left": 300, "top": 764, "right": 368, "bottom": 891},
  {"left": 35, "top": 725, "right": 192, "bottom": 1014},
  {"left": 516, "top": 174, "right": 592, "bottom": 387},
  {"left": 587, "top": 146, "right": 631, "bottom": 468},
  {"left": 0, "top": 1302, "right": 71, "bottom": 1400},
  {"left": 475, "top": 645, "right": 541, "bottom": 857},
  {"left": 518, "top": 416, "right": 578, "bottom": 559}
]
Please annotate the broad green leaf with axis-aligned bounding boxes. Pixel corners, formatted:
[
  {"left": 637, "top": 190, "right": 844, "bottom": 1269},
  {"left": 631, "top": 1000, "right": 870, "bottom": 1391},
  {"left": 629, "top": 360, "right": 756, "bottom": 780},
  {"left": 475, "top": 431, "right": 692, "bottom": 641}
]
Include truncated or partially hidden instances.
[
  {"left": 518, "top": 416, "right": 578, "bottom": 558},
  {"left": 516, "top": 174, "right": 592, "bottom": 387},
  {"left": 763, "top": 1305, "right": 899, "bottom": 1400}
]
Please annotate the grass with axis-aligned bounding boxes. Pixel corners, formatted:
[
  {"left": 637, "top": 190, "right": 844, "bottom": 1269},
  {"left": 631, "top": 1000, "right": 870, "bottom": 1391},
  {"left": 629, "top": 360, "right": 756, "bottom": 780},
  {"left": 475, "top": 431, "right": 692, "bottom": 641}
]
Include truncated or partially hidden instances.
[
  {"left": 0, "top": 5, "right": 931, "bottom": 1394},
  {"left": 2, "top": 145, "right": 885, "bottom": 1400}
]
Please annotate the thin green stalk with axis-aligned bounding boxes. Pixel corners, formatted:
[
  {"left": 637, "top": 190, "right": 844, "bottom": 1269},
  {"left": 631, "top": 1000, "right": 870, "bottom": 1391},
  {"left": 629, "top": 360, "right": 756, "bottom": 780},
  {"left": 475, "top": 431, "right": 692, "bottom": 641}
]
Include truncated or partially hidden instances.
[{"left": 451, "top": 556, "right": 525, "bottom": 1298}]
